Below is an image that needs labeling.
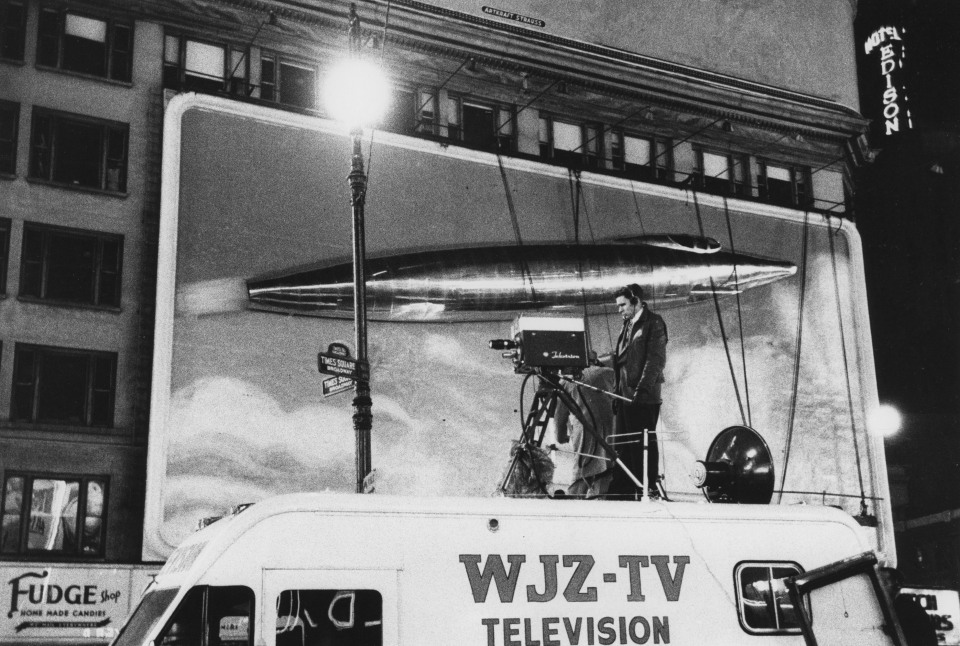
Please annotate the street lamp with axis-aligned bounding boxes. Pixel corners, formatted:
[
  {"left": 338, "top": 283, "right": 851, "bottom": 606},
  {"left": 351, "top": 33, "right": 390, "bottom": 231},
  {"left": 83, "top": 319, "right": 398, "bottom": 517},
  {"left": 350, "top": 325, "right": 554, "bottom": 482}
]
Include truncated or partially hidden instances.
[
  {"left": 868, "top": 403, "right": 903, "bottom": 438},
  {"left": 324, "top": 3, "right": 390, "bottom": 493}
]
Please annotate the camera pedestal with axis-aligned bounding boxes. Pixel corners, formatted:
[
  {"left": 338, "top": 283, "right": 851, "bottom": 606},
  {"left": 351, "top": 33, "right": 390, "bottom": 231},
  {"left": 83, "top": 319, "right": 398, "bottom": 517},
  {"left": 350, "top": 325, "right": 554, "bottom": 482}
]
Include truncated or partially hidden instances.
[{"left": 498, "top": 370, "right": 646, "bottom": 498}]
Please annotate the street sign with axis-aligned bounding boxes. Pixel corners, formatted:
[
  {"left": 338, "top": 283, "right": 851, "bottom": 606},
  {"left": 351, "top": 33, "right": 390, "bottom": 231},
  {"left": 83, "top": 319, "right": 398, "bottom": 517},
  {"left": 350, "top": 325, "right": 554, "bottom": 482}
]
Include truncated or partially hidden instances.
[
  {"left": 322, "top": 375, "right": 354, "bottom": 397},
  {"left": 317, "top": 353, "right": 369, "bottom": 380},
  {"left": 318, "top": 341, "right": 367, "bottom": 388},
  {"left": 326, "top": 342, "right": 351, "bottom": 358}
]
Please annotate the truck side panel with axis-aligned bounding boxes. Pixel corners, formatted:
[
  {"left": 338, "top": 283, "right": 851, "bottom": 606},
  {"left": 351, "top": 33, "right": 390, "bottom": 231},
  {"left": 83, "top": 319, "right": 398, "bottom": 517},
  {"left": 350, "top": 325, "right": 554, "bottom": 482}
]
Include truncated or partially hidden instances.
[{"left": 199, "top": 507, "right": 869, "bottom": 646}]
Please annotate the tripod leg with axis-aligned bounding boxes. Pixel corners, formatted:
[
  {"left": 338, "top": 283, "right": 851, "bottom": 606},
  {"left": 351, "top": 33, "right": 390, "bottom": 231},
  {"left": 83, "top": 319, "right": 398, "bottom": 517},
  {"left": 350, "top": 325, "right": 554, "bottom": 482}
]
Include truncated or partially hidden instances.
[
  {"left": 498, "top": 425, "right": 532, "bottom": 495},
  {"left": 498, "top": 388, "right": 560, "bottom": 495},
  {"left": 534, "top": 390, "right": 559, "bottom": 447}
]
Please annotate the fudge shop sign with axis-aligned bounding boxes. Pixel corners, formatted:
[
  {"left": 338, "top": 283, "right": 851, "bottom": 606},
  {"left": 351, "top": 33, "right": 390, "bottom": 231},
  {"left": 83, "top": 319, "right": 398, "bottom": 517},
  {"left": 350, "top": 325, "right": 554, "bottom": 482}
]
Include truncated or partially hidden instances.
[
  {"left": 459, "top": 553, "right": 689, "bottom": 646},
  {"left": 2, "top": 565, "right": 156, "bottom": 642}
]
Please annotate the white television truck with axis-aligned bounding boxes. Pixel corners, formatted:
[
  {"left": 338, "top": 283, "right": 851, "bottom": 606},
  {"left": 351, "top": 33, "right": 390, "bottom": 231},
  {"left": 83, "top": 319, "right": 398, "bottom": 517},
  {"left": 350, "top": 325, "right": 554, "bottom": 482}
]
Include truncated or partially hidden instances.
[{"left": 110, "top": 492, "right": 905, "bottom": 646}]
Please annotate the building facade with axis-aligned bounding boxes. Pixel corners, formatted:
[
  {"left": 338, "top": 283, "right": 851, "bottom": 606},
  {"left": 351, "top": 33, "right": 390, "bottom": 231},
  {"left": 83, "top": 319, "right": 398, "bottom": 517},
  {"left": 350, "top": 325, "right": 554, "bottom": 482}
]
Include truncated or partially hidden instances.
[
  {"left": 0, "top": 1, "right": 888, "bottom": 644},
  {"left": 854, "top": 0, "right": 960, "bottom": 591}
]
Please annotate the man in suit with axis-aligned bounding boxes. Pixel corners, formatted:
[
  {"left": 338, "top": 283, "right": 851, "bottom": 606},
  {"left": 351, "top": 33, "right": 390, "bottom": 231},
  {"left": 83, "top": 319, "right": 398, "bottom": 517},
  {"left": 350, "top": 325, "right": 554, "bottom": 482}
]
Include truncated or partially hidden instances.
[{"left": 606, "top": 283, "right": 668, "bottom": 498}]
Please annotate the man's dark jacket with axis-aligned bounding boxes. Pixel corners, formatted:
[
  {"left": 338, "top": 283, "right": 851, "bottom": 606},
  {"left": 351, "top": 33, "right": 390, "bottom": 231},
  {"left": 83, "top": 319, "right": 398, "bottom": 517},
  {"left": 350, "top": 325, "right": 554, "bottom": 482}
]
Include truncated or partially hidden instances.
[{"left": 613, "top": 304, "right": 668, "bottom": 405}]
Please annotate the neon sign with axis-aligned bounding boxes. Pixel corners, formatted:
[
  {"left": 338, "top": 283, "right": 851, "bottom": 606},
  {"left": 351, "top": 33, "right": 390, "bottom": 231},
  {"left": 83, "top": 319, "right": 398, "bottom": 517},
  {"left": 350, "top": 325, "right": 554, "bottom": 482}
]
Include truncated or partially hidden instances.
[{"left": 864, "top": 26, "right": 913, "bottom": 136}]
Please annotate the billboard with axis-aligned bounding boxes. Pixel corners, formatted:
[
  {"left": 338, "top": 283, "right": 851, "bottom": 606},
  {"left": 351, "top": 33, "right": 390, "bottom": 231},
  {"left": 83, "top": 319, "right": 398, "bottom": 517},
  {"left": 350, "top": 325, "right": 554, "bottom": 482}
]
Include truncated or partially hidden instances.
[{"left": 143, "top": 94, "right": 887, "bottom": 560}]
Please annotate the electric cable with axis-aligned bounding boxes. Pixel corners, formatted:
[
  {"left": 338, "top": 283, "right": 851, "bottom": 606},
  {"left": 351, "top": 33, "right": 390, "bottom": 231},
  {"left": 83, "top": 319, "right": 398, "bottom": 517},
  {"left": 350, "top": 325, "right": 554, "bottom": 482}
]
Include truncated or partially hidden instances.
[
  {"left": 495, "top": 153, "right": 538, "bottom": 304},
  {"left": 570, "top": 169, "right": 615, "bottom": 349},
  {"left": 777, "top": 210, "right": 810, "bottom": 502},
  {"left": 721, "top": 197, "right": 751, "bottom": 426},
  {"left": 624, "top": 172, "right": 662, "bottom": 314},
  {"left": 689, "top": 190, "right": 747, "bottom": 426},
  {"left": 227, "top": 13, "right": 273, "bottom": 92},
  {"left": 518, "top": 371, "right": 534, "bottom": 431},
  {"left": 413, "top": 56, "right": 474, "bottom": 128},
  {"left": 567, "top": 169, "right": 592, "bottom": 354}
]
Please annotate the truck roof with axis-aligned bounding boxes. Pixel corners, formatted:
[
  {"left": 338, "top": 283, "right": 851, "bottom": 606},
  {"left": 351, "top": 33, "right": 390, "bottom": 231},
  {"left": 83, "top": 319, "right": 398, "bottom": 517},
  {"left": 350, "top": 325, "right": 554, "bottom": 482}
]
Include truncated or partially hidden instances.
[
  {"left": 194, "top": 491, "right": 865, "bottom": 538},
  {"left": 154, "top": 492, "right": 868, "bottom": 589}
]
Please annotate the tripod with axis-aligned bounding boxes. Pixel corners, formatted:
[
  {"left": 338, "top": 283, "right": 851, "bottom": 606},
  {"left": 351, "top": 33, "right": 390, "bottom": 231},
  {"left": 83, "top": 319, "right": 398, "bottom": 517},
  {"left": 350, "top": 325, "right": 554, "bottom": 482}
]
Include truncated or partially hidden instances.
[{"left": 498, "top": 369, "right": 647, "bottom": 497}]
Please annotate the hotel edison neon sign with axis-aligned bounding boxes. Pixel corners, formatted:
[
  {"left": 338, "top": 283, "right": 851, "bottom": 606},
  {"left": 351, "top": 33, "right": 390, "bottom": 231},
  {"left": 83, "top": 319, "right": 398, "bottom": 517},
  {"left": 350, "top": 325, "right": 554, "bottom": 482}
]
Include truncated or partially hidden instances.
[{"left": 864, "top": 26, "right": 913, "bottom": 136}]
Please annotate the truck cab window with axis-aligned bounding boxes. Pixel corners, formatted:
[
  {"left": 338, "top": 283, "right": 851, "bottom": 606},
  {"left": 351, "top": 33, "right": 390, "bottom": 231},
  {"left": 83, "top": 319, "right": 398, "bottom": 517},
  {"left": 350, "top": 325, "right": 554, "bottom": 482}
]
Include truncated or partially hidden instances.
[
  {"left": 111, "top": 588, "right": 180, "bottom": 646},
  {"left": 157, "top": 587, "right": 203, "bottom": 646},
  {"left": 736, "top": 562, "right": 804, "bottom": 634},
  {"left": 155, "top": 586, "right": 254, "bottom": 646},
  {"left": 277, "top": 589, "right": 382, "bottom": 646}
]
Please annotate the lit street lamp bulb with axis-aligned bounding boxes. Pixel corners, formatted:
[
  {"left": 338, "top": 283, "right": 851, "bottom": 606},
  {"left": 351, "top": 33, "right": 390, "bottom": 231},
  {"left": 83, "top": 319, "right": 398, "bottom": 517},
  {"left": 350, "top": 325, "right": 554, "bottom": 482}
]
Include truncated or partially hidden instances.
[
  {"left": 868, "top": 404, "right": 902, "bottom": 438},
  {"left": 324, "top": 58, "right": 391, "bottom": 129}
]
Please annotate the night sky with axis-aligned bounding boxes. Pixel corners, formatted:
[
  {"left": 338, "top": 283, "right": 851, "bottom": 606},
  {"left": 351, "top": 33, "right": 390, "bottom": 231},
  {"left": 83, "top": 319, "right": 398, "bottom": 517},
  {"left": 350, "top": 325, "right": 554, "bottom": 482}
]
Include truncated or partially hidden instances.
[{"left": 854, "top": 0, "right": 960, "bottom": 515}]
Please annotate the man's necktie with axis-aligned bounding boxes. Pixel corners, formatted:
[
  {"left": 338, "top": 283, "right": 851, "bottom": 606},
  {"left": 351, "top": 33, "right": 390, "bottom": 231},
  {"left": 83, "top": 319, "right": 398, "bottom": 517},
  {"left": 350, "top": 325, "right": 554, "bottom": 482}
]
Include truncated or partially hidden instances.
[{"left": 619, "top": 320, "right": 630, "bottom": 353}]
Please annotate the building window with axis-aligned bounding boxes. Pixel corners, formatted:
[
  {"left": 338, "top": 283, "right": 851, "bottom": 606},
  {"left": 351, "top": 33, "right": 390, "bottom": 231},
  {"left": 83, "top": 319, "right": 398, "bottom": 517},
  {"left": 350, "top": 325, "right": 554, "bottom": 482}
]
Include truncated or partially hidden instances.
[
  {"left": 20, "top": 223, "right": 123, "bottom": 307},
  {"left": 415, "top": 89, "right": 438, "bottom": 135},
  {"left": 540, "top": 117, "right": 602, "bottom": 169},
  {"left": 379, "top": 87, "right": 448, "bottom": 140},
  {"left": 611, "top": 132, "right": 672, "bottom": 180},
  {"left": 1, "top": 474, "right": 106, "bottom": 556},
  {"left": 1, "top": 1, "right": 26, "bottom": 61},
  {"left": 758, "top": 162, "right": 812, "bottom": 207},
  {"left": 29, "top": 108, "right": 128, "bottom": 192},
  {"left": 0, "top": 100, "right": 17, "bottom": 175},
  {"left": 381, "top": 89, "right": 415, "bottom": 135},
  {"left": 36, "top": 8, "right": 132, "bottom": 82},
  {"left": 185, "top": 40, "right": 224, "bottom": 91},
  {"left": 0, "top": 218, "right": 9, "bottom": 295},
  {"left": 227, "top": 48, "right": 249, "bottom": 96},
  {"left": 260, "top": 54, "right": 317, "bottom": 109},
  {"left": 695, "top": 149, "right": 750, "bottom": 197},
  {"left": 735, "top": 562, "right": 804, "bottom": 635},
  {"left": 259, "top": 54, "right": 275, "bottom": 100},
  {"left": 11, "top": 343, "right": 117, "bottom": 427},
  {"left": 164, "top": 35, "right": 250, "bottom": 95},
  {"left": 276, "top": 590, "right": 382, "bottom": 646},
  {"left": 445, "top": 95, "right": 514, "bottom": 152}
]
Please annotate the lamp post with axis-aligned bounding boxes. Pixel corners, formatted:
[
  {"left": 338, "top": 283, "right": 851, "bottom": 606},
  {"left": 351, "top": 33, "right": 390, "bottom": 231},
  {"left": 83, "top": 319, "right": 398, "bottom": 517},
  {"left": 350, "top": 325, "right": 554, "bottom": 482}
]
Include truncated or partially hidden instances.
[
  {"left": 324, "top": 3, "right": 390, "bottom": 493},
  {"left": 348, "top": 114, "right": 372, "bottom": 495}
]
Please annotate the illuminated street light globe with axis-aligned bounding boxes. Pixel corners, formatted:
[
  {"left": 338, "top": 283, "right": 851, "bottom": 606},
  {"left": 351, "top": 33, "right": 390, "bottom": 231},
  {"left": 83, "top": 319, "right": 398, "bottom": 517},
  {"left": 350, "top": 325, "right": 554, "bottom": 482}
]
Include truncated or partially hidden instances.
[
  {"left": 324, "top": 58, "right": 391, "bottom": 129},
  {"left": 868, "top": 403, "right": 902, "bottom": 438}
]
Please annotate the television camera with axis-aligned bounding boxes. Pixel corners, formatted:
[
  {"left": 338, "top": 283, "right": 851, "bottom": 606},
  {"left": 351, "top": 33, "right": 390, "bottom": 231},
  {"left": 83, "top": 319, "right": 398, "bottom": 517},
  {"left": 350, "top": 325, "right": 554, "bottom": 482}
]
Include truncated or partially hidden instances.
[
  {"left": 490, "top": 317, "right": 645, "bottom": 497},
  {"left": 489, "top": 315, "right": 589, "bottom": 374}
]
